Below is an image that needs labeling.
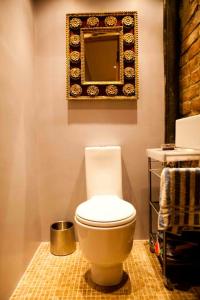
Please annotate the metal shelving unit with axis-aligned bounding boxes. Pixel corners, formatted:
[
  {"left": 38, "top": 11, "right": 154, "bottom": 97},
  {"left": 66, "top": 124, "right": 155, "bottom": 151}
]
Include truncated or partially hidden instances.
[{"left": 147, "top": 148, "right": 200, "bottom": 290}]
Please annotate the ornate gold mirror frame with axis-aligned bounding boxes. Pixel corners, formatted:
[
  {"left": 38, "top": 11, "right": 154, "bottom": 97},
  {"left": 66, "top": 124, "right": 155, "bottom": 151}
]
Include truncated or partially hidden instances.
[{"left": 66, "top": 12, "right": 138, "bottom": 100}]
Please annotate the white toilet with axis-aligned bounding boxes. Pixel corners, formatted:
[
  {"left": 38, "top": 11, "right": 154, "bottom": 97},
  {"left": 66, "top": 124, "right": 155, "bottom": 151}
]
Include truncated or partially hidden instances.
[{"left": 74, "top": 146, "right": 136, "bottom": 286}]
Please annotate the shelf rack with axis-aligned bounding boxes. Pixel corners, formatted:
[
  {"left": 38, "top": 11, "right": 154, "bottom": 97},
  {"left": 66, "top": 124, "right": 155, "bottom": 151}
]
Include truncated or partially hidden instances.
[{"left": 147, "top": 147, "right": 200, "bottom": 290}]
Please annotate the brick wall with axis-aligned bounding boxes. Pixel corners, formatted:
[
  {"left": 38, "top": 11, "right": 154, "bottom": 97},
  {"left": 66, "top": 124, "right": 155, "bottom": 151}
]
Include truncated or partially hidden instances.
[{"left": 179, "top": 0, "right": 200, "bottom": 116}]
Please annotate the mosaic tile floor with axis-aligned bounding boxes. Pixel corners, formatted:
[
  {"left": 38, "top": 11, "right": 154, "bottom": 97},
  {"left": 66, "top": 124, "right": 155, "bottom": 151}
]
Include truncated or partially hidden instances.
[{"left": 10, "top": 241, "right": 200, "bottom": 300}]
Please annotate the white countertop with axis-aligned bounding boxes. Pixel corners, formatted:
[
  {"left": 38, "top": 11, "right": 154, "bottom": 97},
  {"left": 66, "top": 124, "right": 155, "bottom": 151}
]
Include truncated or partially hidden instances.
[{"left": 146, "top": 147, "right": 200, "bottom": 162}]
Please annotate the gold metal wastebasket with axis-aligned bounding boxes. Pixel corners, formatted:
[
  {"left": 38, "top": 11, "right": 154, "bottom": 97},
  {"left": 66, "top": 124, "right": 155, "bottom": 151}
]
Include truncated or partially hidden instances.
[{"left": 50, "top": 221, "right": 76, "bottom": 255}]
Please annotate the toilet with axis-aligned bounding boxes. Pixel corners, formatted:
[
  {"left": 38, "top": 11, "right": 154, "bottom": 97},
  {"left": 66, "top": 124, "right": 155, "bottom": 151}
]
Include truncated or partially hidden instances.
[{"left": 74, "top": 146, "right": 136, "bottom": 286}]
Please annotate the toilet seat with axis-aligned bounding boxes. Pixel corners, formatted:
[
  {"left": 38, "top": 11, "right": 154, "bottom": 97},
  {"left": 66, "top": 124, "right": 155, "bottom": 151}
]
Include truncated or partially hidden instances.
[{"left": 75, "top": 195, "right": 136, "bottom": 227}]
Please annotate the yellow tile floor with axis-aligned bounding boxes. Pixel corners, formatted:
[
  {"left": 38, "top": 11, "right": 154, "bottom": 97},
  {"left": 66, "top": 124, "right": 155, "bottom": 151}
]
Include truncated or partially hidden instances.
[{"left": 10, "top": 241, "right": 200, "bottom": 300}]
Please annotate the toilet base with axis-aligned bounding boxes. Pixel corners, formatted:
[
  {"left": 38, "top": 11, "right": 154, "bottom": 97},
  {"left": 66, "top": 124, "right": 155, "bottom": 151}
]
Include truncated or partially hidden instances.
[{"left": 91, "top": 263, "right": 123, "bottom": 286}]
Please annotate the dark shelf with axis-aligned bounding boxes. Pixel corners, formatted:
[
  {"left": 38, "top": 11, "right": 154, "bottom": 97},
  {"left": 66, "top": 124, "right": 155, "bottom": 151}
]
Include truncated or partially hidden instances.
[
  {"left": 148, "top": 156, "right": 200, "bottom": 289},
  {"left": 150, "top": 232, "right": 200, "bottom": 266},
  {"left": 159, "top": 253, "right": 200, "bottom": 266}
]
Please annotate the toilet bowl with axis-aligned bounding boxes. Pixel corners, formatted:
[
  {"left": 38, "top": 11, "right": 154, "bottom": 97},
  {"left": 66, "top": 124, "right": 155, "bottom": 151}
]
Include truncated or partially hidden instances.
[{"left": 74, "top": 146, "right": 136, "bottom": 286}]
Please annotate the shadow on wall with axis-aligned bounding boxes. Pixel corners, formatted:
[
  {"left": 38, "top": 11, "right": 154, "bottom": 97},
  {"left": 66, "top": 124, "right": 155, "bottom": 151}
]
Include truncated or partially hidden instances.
[
  {"left": 0, "top": 112, "right": 42, "bottom": 299},
  {"left": 122, "top": 158, "right": 137, "bottom": 206},
  {"left": 122, "top": 158, "right": 149, "bottom": 239},
  {"left": 139, "top": 187, "right": 149, "bottom": 238},
  {"left": 65, "top": 159, "right": 86, "bottom": 238},
  {"left": 68, "top": 100, "right": 138, "bottom": 124},
  {"left": 23, "top": 159, "right": 42, "bottom": 265}
]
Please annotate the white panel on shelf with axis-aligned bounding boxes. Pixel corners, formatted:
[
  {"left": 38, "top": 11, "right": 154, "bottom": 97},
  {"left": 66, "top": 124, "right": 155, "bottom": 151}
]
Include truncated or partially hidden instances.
[{"left": 175, "top": 115, "right": 200, "bottom": 149}]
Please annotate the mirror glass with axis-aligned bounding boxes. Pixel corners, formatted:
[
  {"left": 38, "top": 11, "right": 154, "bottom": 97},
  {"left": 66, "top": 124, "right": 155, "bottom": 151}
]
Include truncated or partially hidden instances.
[{"left": 83, "top": 32, "right": 120, "bottom": 82}]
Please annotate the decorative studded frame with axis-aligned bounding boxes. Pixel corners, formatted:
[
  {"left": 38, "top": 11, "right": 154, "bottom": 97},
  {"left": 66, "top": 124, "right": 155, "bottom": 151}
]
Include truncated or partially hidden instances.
[{"left": 66, "top": 12, "right": 138, "bottom": 100}]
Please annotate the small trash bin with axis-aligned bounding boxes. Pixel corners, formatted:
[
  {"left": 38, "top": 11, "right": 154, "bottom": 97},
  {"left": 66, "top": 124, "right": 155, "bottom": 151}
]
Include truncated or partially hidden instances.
[{"left": 50, "top": 221, "right": 76, "bottom": 256}]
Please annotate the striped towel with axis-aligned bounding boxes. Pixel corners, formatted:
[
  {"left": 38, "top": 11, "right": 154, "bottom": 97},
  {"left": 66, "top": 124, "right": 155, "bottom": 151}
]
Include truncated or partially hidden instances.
[{"left": 158, "top": 168, "right": 200, "bottom": 233}]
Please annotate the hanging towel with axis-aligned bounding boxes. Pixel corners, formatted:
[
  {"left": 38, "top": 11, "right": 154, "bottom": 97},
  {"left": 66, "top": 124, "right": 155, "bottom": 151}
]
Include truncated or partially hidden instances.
[{"left": 158, "top": 168, "right": 200, "bottom": 233}]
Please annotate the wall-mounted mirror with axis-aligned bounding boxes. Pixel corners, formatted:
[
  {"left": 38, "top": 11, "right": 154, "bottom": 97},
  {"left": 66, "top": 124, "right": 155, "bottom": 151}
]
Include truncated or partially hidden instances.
[
  {"left": 81, "top": 28, "right": 123, "bottom": 85},
  {"left": 66, "top": 12, "right": 138, "bottom": 100}
]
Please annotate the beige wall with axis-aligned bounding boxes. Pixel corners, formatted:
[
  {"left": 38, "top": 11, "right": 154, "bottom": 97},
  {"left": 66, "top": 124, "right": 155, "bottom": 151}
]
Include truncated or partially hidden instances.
[
  {"left": 0, "top": 1, "right": 164, "bottom": 297},
  {"left": 34, "top": 0, "right": 164, "bottom": 240},
  {"left": 0, "top": 1, "right": 41, "bottom": 299}
]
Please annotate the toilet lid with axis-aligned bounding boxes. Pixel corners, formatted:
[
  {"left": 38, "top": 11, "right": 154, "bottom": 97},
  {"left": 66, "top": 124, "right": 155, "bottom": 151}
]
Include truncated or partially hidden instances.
[{"left": 75, "top": 195, "right": 136, "bottom": 227}]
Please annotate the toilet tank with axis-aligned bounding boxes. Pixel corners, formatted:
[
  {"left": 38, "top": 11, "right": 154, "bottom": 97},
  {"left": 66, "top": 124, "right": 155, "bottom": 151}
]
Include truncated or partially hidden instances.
[{"left": 85, "top": 146, "right": 122, "bottom": 199}]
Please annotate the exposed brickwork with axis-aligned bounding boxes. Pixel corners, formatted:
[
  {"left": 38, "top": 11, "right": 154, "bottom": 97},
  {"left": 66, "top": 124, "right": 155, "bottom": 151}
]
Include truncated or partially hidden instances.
[
  {"left": 179, "top": 0, "right": 200, "bottom": 117},
  {"left": 191, "top": 96, "right": 200, "bottom": 112}
]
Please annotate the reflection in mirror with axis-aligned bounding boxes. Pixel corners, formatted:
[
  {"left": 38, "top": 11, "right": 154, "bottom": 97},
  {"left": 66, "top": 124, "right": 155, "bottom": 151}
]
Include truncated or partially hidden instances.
[{"left": 84, "top": 32, "right": 120, "bottom": 82}]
